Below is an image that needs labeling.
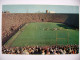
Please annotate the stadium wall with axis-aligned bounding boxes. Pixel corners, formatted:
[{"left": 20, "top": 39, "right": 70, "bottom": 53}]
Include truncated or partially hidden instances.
[{"left": 2, "top": 13, "right": 79, "bottom": 45}]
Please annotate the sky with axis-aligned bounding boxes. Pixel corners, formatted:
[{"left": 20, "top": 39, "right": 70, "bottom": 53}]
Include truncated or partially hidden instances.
[{"left": 2, "top": 5, "right": 79, "bottom": 13}]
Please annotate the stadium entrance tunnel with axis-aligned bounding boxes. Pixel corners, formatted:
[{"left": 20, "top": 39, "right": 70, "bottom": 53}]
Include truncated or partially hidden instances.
[{"left": 42, "top": 19, "right": 44, "bottom": 22}]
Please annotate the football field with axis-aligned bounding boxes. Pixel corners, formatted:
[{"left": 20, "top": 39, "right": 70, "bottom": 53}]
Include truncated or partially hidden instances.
[{"left": 5, "top": 22, "right": 79, "bottom": 47}]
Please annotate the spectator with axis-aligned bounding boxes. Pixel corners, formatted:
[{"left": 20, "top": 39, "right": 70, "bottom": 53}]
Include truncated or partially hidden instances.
[{"left": 2, "top": 45, "right": 79, "bottom": 55}]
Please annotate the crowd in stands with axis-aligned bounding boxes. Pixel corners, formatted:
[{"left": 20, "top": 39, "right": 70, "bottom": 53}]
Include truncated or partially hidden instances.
[
  {"left": 2, "top": 24, "right": 25, "bottom": 45},
  {"left": 2, "top": 45, "right": 79, "bottom": 55},
  {"left": 2, "top": 13, "right": 27, "bottom": 45}
]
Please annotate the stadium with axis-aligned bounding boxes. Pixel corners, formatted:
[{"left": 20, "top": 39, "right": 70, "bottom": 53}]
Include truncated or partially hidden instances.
[{"left": 2, "top": 6, "right": 79, "bottom": 55}]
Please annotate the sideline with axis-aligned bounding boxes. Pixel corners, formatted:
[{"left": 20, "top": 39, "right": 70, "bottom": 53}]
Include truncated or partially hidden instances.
[{"left": 5, "top": 24, "right": 28, "bottom": 47}]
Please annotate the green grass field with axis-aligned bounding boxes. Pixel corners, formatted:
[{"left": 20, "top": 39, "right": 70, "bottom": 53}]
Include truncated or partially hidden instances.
[{"left": 5, "top": 22, "right": 79, "bottom": 47}]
